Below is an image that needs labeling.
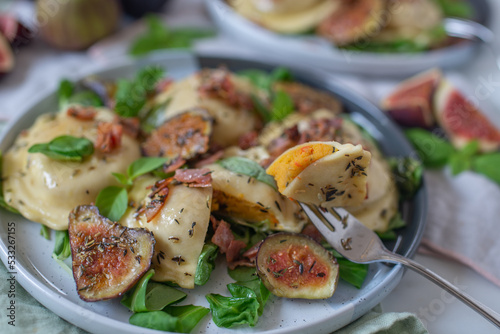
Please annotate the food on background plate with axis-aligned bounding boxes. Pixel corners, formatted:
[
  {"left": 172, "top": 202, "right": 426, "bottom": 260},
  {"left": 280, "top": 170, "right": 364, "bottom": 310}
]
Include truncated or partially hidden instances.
[
  {"left": 1, "top": 65, "right": 421, "bottom": 332},
  {"left": 266, "top": 141, "right": 371, "bottom": 207},
  {"left": 0, "top": 34, "right": 14, "bottom": 75},
  {"left": 230, "top": 0, "right": 473, "bottom": 53}
]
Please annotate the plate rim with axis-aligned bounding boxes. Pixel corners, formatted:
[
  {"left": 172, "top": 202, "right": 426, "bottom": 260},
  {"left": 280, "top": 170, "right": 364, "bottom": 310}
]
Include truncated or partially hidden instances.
[{"left": 0, "top": 51, "right": 427, "bottom": 334}]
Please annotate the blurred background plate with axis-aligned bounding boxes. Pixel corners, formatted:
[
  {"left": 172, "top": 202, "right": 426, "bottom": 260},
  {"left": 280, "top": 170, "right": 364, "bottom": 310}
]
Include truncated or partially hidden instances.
[
  {"left": 206, "top": 0, "right": 491, "bottom": 77},
  {"left": 0, "top": 51, "right": 426, "bottom": 334}
]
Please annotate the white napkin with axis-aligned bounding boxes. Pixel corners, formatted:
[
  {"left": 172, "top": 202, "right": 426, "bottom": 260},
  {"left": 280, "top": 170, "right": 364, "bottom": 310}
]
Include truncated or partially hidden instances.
[{"left": 419, "top": 169, "right": 500, "bottom": 287}]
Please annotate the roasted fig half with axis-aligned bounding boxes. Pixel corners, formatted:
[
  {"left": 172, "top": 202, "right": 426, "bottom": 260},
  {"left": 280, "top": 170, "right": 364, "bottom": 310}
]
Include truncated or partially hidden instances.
[
  {"left": 256, "top": 232, "right": 339, "bottom": 299},
  {"left": 68, "top": 205, "right": 155, "bottom": 302}
]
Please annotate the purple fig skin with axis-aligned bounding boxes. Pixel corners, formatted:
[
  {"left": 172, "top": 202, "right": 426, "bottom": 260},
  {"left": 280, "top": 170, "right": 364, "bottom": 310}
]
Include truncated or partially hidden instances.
[
  {"left": 382, "top": 69, "right": 442, "bottom": 128},
  {"left": 0, "top": 34, "right": 15, "bottom": 75},
  {"left": 36, "top": 0, "right": 122, "bottom": 50}
]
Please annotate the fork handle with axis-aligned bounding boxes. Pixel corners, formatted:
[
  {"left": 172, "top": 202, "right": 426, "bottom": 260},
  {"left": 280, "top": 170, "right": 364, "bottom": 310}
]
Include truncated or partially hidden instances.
[{"left": 381, "top": 252, "right": 500, "bottom": 328}]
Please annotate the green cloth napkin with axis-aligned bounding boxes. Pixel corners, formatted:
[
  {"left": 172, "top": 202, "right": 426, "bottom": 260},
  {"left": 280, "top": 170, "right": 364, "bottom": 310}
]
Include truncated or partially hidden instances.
[
  {"left": 334, "top": 305, "right": 428, "bottom": 334},
  {"left": 0, "top": 260, "right": 427, "bottom": 334}
]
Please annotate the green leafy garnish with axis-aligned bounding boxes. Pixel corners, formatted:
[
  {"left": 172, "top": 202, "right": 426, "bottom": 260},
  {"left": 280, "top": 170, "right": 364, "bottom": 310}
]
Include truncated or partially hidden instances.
[
  {"left": 435, "top": 0, "right": 473, "bottom": 18},
  {"left": 67, "top": 90, "right": 103, "bottom": 107},
  {"left": 95, "top": 186, "right": 128, "bottom": 222},
  {"left": 472, "top": 153, "right": 500, "bottom": 186},
  {"left": 449, "top": 140, "right": 479, "bottom": 176},
  {"left": 130, "top": 306, "right": 209, "bottom": 333},
  {"left": 405, "top": 128, "right": 455, "bottom": 168},
  {"left": 389, "top": 156, "right": 423, "bottom": 200},
  {"left": 270, "top": 90, "right": 294, "bottom": 121},
  {"left": 233, "top": 279, "right": 270, "bottom": 316},
  {"left": 58, "top": 79, "right": 74, "bottom": 108},
  {"left": 336, "top": 257, "right": 369, "bottom": 289},
  {"left": 28, "top": 135, "right": 94, "bottom": 161},
  {"left": 114, "top": 66, "right": 165, "bottom": 117},
  {"left": 218, "top": 156, "right": 277, "bottom": 190},
  {"left": 206, "top": 284, "right": 260, "bottom": 328},
  {"left": 113, "top": 157, "right": 169, "bottom": 186},
  {"left": 40, "top": 225, "right": 51, "bottom": 240},
  {"left": 228, "top": 266, "right": 258, "bottom": 282},
  {"left": 194, "top": 243, "right": 218, "bottom": 286},
  {"left": 239, "top": 67, "right": 293, "bottom": 92},
  {"left": 376, "top": 213, "right": 406, "bottom": 241},
  {"left": 129, "top": 15, "right": 214, "bottom": 56},
  {"left": 51, "top": 230, "right": 72, "bottom": 274},
  {"left": 122, "top": 269, "right": 186, "bottom": 312}
]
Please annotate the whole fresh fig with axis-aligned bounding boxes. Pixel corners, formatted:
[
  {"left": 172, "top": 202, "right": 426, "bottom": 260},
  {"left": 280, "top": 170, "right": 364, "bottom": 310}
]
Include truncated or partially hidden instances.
[{"left": 36, "top": 0, "right": 121, "bottom": 50}]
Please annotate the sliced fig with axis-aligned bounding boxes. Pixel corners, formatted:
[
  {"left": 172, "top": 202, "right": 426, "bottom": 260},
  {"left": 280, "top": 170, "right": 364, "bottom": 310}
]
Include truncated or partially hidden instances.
[
  {"left": 68, "top": 205, "right": 155, "bottom": 302},
  {"left": 142, "top": 108, "right": 213, "bottom": 165},
  {"left": 316, "top": 0, "right": 387, "bottom": 46},
  {"left": 0, "top": 34, "right": 14, "bottom": 75},
  {"left": 256, "top": 232, "right": 339, "bottom": 299},
  {"left": 434, "top": 79, "right": 500, "bottom": 152},
  {"left": 382, "top": 69, "right": 441, "bottom": 128},
  {"left": 273, "top": 81, "right": 342, "bottom": 115},
  {"left": 0, "top": 14, "right": 33, "bottom": 46}
]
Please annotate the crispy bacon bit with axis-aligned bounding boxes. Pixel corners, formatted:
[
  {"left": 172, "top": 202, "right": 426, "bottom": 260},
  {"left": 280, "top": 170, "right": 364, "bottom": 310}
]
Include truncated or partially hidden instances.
[
  {"left": 210, "top": 215, "right": 221, "bottom": 230},
  {"left": 117, "top": 116, "right": 140, "bottom": 139},
  {"left": 238, "top": 131, "right": 259, "bottom": 150},
  {"left": 174, "top": 168, "right": 212, "bottom": 187},
  {"left": 136, "top": 178, "right": 172, "bottom": 222},
  {"left": 198, "top": 68, "right": 254, "bottom": 110},
  {"left": 211, "top": 219, "right": 233, "bottom": 254},
  {"left": 67, "top": 106, "right": 97, "bottom": 121},
  {"left": 193, "top": 150, "right": 224, "bottom": 168},
  {"left": 95, "top": 122, "right": 123, "bottom": 153},
  {"left": 275, "top": 82, "right": 342, "bottom": 115},
  {"left": 142, "top": 108, "right": 213, "bottom": 162},
  {"left": 163, "top": 158, "right": 186, "bottom": 174},
  {"left": 155, "top": 78, "right": 173, "bottom": 93},
  {"left": 226, "top": 239, "right": 247, "bottom": 263},
  {"left": 301, "top": 224, "right": 325, "bottom": 243}
]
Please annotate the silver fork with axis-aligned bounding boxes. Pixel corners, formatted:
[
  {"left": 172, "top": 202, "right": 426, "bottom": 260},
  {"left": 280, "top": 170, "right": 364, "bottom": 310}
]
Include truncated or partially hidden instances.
[{"left": 300, "top": 203, "right": 500, "bottom": 328}]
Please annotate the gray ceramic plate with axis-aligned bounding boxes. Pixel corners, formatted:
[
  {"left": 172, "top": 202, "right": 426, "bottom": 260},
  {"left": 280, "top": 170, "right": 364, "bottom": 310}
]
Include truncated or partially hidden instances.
[
  {"left": 206, "top": 0, "right": 490, "bottom": 77},
  {"left": 0, "top": 51, "right": 426, "bottom": 334}
]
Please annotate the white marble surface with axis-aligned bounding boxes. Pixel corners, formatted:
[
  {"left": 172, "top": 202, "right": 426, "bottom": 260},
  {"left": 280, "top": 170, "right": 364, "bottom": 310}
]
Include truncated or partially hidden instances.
[{"left": 1, "top": 0, "right": 500, "bottom": 333}]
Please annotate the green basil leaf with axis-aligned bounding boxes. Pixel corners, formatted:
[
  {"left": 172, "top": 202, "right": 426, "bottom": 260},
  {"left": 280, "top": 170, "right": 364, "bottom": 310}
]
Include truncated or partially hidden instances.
[
  {"left": 28, "top": 136, "right": 94, "bottom": 161},
  {"left": 58, "top": 79, "right": 74, "bottom": 108},
  {"left": 112, "top": 172, "right": 132, "bottom": 186},
  {"left": 435, "top": 0, "right": 473, "bottom": 18},
  {"left": 95, "top": 186, "right": 128, "bottom": 222},
  {"left": 129, "top": 311, "right": 178, "bottom": 332},
  {"left": 472, "top": 153, "right": 500, "bottom": 186},
  {"left": 127, "top": 157, "right": 169, "bottom": 181},
  {"left": 336, "top": 257, "right": 369, "bottom": 289},
  {"left": 146, "top": 282, "right": 187, "bottom": 311},
  {"left": 234, "top": 280, "right": 270, "bottom": 316},
  {"left": 218, "top": 157, "right": 277, "bottom": 190},
  {"left": 228, "top": 266, "right": 257, "bottom": 282},
  {"left": 68, "top": 90, "right": 103, "bottom": 107},
  {"left": 53, "top": 230, "right": 71, "bottom": 260},
  {"left": 195, "top": 243, "right": 219, "bottom": 286},
  {"left": 121, "top": 269, "right": 155, "bottom": 312},
  {"left": 129, "top": 15, "right": 214, "bottom": 56},
  {"left": 206, "top": 284, "right": 260, "bottom": 328},
  {"left": 405, "top": 128, "right": 455, "bottom": 168},
  {"left": 449, "top": 140, "right": 479, "bottom": 176},
  {"left": 239, "top": 67, "right": 293, "bottom": 92},
  {"left": 162, "top": 305, "right": 210, "bottom": 333},
  {"left": 271, "top": 67, "right": 293, "bottom": 82},
  {"left": 388, "top": 157, "right": 423, "bottom": 200},
  {"left": 114, "top": 80, "right": 146, "bottom": 118},
  {"left": 136, "top": 66, "right": 165, "bottom": 93},
  {"left": 250, "top": 94, "right": 272, "bottom": 123},
  {"left": 270, "top": 90, "right": 294, "bottom": 121},
  {"left": 40, "top": 225, "right": 51, "bottom": 240}
]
